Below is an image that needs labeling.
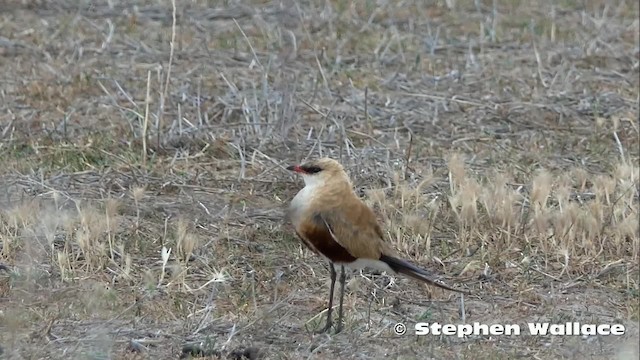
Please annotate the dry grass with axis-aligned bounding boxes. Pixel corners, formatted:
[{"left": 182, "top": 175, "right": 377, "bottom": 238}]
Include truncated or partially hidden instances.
[{"left": 0, "top": 0, "right": 638, "bottom": 359}]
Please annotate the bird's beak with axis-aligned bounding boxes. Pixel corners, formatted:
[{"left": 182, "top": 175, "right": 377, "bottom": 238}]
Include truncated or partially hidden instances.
[{"left": 286, "top": 165, "right": 303, "bottom": 173}]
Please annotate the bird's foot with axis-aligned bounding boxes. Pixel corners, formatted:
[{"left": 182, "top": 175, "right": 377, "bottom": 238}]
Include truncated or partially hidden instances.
[
  {"left": 334, "top": 322, "right": 343, "bottom": 334},
  {"left": 315, "top": 321, "right": 344, "bottom": 335},
  {"left": 315, "top": 321, "right": 333, "bottom": 334}
]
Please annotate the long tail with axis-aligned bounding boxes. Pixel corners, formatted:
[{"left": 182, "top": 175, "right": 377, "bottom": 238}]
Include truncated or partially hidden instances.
[{"left": 380, "top": 254, "right": 470, "bottom": 294}]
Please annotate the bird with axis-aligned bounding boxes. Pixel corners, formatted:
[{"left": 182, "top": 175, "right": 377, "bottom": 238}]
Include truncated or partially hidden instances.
[{"left": 285, "top": 157, "right": 469, "bottom": 334}]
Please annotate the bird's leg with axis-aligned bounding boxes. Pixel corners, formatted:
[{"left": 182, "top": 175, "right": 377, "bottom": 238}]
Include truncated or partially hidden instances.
[
  {"left": 335, "top": 265, "right": 346, "bottom": 333},
  {"left": 317, "top": 263, "right": 337, "bottom": 333}
]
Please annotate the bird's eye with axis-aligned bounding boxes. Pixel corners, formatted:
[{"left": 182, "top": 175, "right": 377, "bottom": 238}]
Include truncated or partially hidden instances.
[{"left": 303, "top": 166, "right": 323, "bottom": 174}]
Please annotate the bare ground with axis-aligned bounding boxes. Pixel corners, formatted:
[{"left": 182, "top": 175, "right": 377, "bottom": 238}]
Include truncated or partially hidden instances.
[{"left": 0, "top": 0, "right": 639, "bottom": 359}]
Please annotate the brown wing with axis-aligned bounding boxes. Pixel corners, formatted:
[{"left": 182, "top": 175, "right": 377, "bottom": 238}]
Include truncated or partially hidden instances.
[
  {"left": 296, "top": 214, "right": 357, "bottom": 263},
  {"left": 308, "top": 199, "right": 389, "bottom": 261}
]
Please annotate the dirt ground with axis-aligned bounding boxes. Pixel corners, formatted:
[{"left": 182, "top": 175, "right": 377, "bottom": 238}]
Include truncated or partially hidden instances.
[{"left": 0, "top": 1, "right": 638, "bottom": 359}]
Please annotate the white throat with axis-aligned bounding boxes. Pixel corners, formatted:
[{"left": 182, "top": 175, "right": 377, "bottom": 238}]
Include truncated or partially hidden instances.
[
  {"left": 300, "top": 174, "right": 325, "bottom": 188},
  {"left": 289, "top": 175, "right": 324, "bottom": 222}
]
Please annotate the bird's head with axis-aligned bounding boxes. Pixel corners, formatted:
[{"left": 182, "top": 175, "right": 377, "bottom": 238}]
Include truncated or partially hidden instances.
[{"left": 286, "top": 158, "right": 350, "bottom": 188}]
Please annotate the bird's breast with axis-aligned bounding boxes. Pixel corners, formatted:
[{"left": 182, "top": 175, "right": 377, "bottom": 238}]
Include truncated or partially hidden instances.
[{"left": 288, "top": 186, "right": 314, "bottom": 226}]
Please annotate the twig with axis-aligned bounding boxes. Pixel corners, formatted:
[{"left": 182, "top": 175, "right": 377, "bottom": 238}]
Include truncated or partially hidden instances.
[
  {"left": 365, "top": 87, "right": 371, "bottom": 146},
  {"left": 404, "top": 132, "right": 413, "bottom": 180},
  {"left": 532, "top": 40, "right": 548, "bottom": 88},
  {"left": 233, "top": 19, "right": 262, "bottom": 69},
  {"left": 156, "top": 0, "right": 177, "bottom": 149},
  {"left": 613, "top": 131, "right": 625, "bottom": 162},
  {"left": 142, "top": 70, "right": 152, "bottom": 168}
]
